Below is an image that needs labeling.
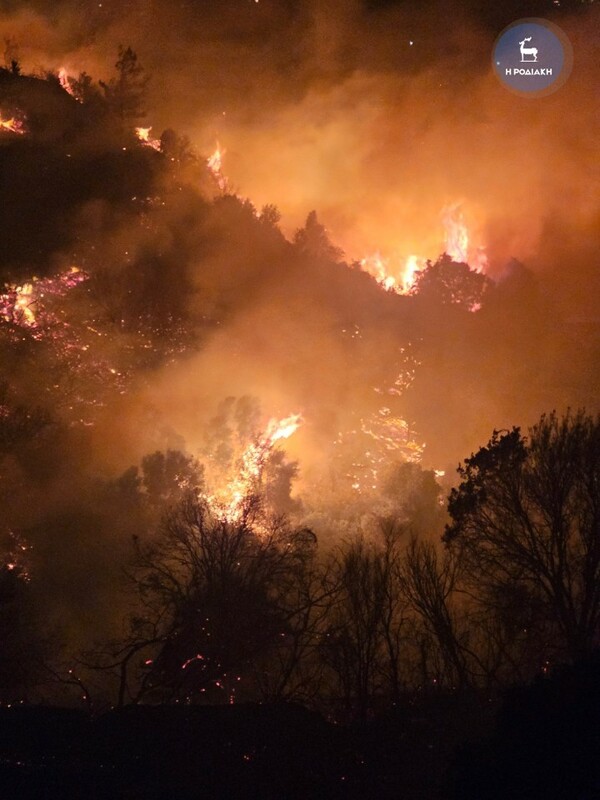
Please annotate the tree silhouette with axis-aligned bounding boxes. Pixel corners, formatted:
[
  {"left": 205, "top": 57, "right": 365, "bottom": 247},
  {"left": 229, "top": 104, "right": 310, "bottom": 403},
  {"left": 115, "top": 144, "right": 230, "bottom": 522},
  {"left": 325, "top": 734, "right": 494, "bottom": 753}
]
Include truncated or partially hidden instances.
[
  {"left": 100, "top": 46, "right": 149, "bottom": 123},
  {"left": 398, "top": 537, "right": 471, "bottom": 690},
  {"left": 445, "top": 410, "right": 600, "bottom": 662},
  {"left": 93, "top": 496, "right": 319, "bottom": 705},
  {"left": 0, "top": 382, "right": 50, "bottom": 456},
  {"left": 293, "top": 211, "right": 343, "bottom": 262},
  {"left": 321, "top": 536, "right": 399, "bottom": 718},
  {"left": 410, "top": 254, "right": 492, "bottom": 310}
]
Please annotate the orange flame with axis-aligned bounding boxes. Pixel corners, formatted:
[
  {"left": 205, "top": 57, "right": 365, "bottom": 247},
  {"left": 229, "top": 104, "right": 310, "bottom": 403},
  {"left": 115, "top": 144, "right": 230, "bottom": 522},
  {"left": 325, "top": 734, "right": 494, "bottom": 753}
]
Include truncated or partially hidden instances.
[
  {"left": 57, "top": 68, "right": 79, "bottom": 100},
  {"left": 360, "top": 253, "right": 424, "bottom": 294},
  {"left": 442, "top": 204, "right": 469, "bottom": 263},
  {"left": 1, "top": 266, "right": 87, "bottom": 328},
  {"left": 207, "top": 141, "right": 228, "bottom": 192},
  {"left": 442, "top": 203, "right": 487, "bottom": 271},
  {"left": 13, "top": 284, "right": 36, "bottom": 326},
  {"left": 265, "top": 413, "right": 303, "bottom": 443},
  {"left": 0, "top": 113, "right": 25, "bottom": 134},
  {"left": 360, "top": 203, "right": 488, "bottom": 293},
  {"left": 206, "top": 413, "right": 302, "bottom": 523},
  {"left": 135, "top": 126, "right": 161, "bottom": 151}
]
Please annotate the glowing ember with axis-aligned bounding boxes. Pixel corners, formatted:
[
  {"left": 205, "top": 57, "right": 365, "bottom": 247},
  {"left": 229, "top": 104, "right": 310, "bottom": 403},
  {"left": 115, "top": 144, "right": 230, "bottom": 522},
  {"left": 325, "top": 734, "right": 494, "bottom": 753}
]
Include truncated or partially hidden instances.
[
  {"left": 207, "top": 141, "right": 229, "bottom": 192},
  {"left": 0, "top": 113, "right": 26, "bottom": 135},
  {"left": 182, "top": 653, "right": 205, "bottom": 670},
  {"left": 2, "top": 531, "right": 31, "bottom": 583},
  {"left": 361, "top": 411, "right": 423, "bottom": 461},
  {"left": 1, "top": 266, "right": 88, "bottom": 328},
  {"left": 135, "top": 126, "right": 161, "bottom": 151},
  {"left": 13, "top": 283, "right": 36, "bottom": 326}
]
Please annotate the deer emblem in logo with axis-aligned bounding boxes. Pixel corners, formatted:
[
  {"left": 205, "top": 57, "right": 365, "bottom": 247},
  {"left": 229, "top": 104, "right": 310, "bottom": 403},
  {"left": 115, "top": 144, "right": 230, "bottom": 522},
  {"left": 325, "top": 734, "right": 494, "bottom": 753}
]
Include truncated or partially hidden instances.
[{"left": 519, "top": 36, "right": 538, "bottom": 62}]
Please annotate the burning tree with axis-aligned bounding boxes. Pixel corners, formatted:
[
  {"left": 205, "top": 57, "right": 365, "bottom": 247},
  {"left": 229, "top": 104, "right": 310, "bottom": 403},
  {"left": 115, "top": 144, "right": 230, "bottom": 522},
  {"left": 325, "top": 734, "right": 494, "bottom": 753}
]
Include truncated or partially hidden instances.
[{"left": 199, "top": 398, "right": 302, "bottom": 522}]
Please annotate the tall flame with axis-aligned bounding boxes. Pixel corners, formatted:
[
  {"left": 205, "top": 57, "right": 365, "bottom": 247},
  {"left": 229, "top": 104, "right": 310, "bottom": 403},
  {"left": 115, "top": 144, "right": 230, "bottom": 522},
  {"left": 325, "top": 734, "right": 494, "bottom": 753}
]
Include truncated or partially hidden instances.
[
  {"left": 12, "top": 284, "right": 36, "bottom": 326},
  {"left": 360, "top": 203, "right": 488, "bottom": 293},
  {"left": 442, "top": 204, "right": 469, "bottom": 263},
  {"left": 360, "top": 253, "right": 424, "bottom": 294},
  {"left": 57, "top": 68, "right": 79, "bottom": 100},
  {"left": 206, "top": 413, "right": 302, "bottom": 523},
  {"left": 264, "top": 413, "right": 303, "bottom": 444},
  {"left": 207, "top": 141, "right": 229, "bottom": 192}
]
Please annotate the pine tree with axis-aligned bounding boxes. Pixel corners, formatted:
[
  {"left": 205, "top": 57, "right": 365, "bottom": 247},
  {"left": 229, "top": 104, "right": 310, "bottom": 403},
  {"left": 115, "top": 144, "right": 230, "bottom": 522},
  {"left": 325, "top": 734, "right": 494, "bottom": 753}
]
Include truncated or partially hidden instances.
[{"left": 100, "top": 46, "right": 150, "bottom": 124}]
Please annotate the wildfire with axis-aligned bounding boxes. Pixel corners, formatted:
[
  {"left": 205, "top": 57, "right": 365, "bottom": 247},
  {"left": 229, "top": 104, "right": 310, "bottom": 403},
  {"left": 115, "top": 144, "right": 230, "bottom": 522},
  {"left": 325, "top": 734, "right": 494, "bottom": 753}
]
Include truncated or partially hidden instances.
[
  {"left": 360, "top": 253, "right": 424, "bottom": 294},
  {"left": 1, "top": 266, "right": 88, "bottom": 328},
  {"left": 360, "top": 203, "right": 488, "bottom": 293},
  {"left": 442, "top": 203, "right": 488, "bottom": 271},
  {"left": 57, "top": 68, "right": 79, "bottom": 100},
  {"left": 135, "top": 126, "right": 161, "bottom": 152},
  {"left": 361, "top": 410, "right": 423, "bottom": 462},
  {"left": 12, "top": 283, "right": 36, "bottom": 326},
  {"left": 0, "top": 113, "right": 25, "bottom": 135},
  {"left": 265, "top": 413, "right": 303, "bottom": 443},
  {"left": 1, "top": 282, "right": 36, "bottom": 326},
  {"left": 206, "top": 413, "right": 302, "bottom": 522},
  {"left": 442, "top": 204, "right": 469, "bottom": 263},
  {"left": 207, "top": 141, "right": 229, "bottom": 192}
]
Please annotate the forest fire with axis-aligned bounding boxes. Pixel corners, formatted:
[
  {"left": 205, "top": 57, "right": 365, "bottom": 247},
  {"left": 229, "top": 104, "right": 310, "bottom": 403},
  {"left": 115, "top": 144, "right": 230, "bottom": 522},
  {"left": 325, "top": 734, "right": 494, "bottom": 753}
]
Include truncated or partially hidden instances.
[
  {"left": 207, "top": 142, "right": 228, "bottom": 192},
  {"left": 57, "top": 68, "right": 78, "bottom": 100},
  {"left": 206, "top": 413, "right": 302, "bottom": 523},
  {"left": 442, "top": 204, "right": 488, "bottom": 271},
  {"left": 135, "top": 126, "right": 161, "bottom": 151},
  {"left": 360, "top": 252, "right": 424, "bottom": 293},
  {"left": 358, "top": 205, "right": 488, "bottom": 293},
  {"left": 0, "top": 267, "right": 88, "bottom": 328},
  {"left": 0, "top": 113, "right": 25, "bottom": 134},
  {"left": 0, "top": 3, "right": 598, "bottom": 795},
  {"left": 442, "top": 204, "right": 469, "bottom": 263}
]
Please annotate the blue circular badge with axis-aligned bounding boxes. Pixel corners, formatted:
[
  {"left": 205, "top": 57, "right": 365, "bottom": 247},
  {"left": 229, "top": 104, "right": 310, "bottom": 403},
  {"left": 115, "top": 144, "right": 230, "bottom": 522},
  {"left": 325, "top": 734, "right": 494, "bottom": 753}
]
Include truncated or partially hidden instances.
[{"left": 493, "top": 19, "right": 573, "bottom": 97}]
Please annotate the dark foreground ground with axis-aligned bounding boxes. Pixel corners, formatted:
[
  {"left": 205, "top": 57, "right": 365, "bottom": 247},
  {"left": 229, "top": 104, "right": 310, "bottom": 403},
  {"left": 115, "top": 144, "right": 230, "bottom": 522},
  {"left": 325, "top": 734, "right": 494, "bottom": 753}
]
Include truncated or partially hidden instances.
[{"left": 0, "top": 657, "right": 598, "bottom": 799}]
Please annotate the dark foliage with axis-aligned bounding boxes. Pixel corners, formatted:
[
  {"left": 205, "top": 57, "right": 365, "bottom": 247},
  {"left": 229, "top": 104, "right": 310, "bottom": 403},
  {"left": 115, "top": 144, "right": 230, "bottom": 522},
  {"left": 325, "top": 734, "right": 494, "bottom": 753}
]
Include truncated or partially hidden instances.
[{"left": 445, "top": 653, "right": 600, "bottom": 800}]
